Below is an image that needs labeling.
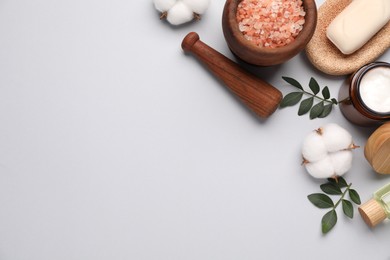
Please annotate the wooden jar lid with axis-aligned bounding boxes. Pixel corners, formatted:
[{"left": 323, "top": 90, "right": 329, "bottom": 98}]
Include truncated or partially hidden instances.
[
  {"left": 359, "top": 199, "right": 387, "bottom": 227},
  {"left": 365, "top": 123, "right": 390, "bottom": 174}
]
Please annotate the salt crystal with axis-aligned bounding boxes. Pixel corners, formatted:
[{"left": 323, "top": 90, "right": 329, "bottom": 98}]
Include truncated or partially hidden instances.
[
  {"left": 254, "top": 22, "right": 262, "bottom": 29},
  {"left": 236, "top": 0, "right": 305, "bottom": 48}
]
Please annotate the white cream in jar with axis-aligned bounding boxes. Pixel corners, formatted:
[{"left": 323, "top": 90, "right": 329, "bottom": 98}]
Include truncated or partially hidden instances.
[
  {"left": 359, "top": 66, "right": 390, "bottom": 113},
  {"left": 338, "top": 62, "right": 390, "bottom": 126}
]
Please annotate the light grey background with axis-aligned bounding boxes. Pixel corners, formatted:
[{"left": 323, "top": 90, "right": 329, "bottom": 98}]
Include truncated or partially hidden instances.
[{"left": 0, "top": 0, "right": 389, "bottom": 259}]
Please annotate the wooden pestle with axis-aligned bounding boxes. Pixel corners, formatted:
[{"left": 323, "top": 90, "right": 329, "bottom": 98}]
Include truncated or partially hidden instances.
[{"left": 181, "top": 32, "right": 282, "bottom": 118}]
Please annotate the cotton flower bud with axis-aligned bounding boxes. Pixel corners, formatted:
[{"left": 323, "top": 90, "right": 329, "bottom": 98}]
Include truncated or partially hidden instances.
[
  {"left": 166, "top": 2, "right": 194, "bottom": 25},
  {"left": 154, "top": 0, "right": 176, "bottom": 12},
  {"left": 320, "top": 123, "right": 353, "bottom": 152},
  {"left": 182, "top": 0, "right": 210, "bottom": 15},
  {"left": 302, "top": 123, "right": 358, "bottom": 179},
  {"left": 153, "top": 0, "right": 211, "bottom": 25}
]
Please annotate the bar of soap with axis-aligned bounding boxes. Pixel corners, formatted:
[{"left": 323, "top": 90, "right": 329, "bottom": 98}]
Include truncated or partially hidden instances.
[{"left": 326, "top": 0, "right": 390, "bottom": 55}]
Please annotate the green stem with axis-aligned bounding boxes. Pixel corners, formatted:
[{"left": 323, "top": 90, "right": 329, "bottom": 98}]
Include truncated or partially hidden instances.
[
  {"left": 301, "top": 90, "right": 335, "bottom": 104},
  {"left": 337, "top": 97, "right": 349, "bottom": 104},
  {"left": 333, "top": 183, "right": 352, "bottom": 209}
]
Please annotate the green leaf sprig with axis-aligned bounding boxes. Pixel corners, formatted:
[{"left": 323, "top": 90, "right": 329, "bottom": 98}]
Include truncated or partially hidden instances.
[
  {"left": 280, "top": 76, "right": 338, "bottom": 119},
  {"left": 307, "top": 177, "right": 361, "bottom": 234}
]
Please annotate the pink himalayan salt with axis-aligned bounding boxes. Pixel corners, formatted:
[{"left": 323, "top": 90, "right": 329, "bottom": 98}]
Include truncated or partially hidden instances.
[{"left": 237, "top": 0, "right": 306, "bottom": 48}]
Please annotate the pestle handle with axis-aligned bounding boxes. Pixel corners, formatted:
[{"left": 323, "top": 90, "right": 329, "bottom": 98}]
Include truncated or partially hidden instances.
[{"left": 182, "top": 32, "right": 282, "bottom": 118}]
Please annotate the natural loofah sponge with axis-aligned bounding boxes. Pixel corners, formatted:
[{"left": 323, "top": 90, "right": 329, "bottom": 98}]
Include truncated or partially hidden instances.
[{"left": 305, "top": 0, "right": 390, "bottom": 76}]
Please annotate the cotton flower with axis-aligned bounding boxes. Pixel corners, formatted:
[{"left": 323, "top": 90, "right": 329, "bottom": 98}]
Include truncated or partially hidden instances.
[
  {"left": 153, "top": 0, "right": 211, "bottom": 25},
  {"left": 302, "top": 123, "right": 358, "bottom": 179}
]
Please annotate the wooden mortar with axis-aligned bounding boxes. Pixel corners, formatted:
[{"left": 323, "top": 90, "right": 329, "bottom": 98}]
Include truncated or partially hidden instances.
[{"left": 222, "top": 0, "right": 317, "bottom": 66}]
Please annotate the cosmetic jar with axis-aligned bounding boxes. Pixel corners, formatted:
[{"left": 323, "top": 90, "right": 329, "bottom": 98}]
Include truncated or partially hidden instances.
[{"left": 338, "top": 62, "right": 390, "bottom": 126}]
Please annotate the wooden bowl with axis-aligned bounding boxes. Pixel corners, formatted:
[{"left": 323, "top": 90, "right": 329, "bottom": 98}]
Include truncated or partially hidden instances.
[{"left": 222, "top": 0, "right": 318, "bottom": 66}]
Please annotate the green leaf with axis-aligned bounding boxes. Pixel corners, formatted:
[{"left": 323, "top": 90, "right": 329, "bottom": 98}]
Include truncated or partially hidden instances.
[
  {"left": 322, "top": 210, "right": 337, "bottom": 234},
  {"left": 308, "top": 193, "right": 334, "bottom": 209},
  {"left": 310, "top": 101, "right": 325, "bottom": 119},
  {"left": 322, "top": 86, "right": 330, "bottom": 99},
  {"left": 349, "top": 189, "right": 361, "bottom": 205},
  {"left": 280, "top": 92, "right": 304, "bottom": 108},
  {"left": 282, "top": 76, "right": 303, "bottom": 90},
  {"left": 318, "top": 104, "right": 333, "bottom": 118},
  {"left": 320, "top": 183, "right": 342, "bottom": 195},
  {"left": 279, "top": 76, "right": 339, "bottom": 118},
  {"left": 309, "top": 77, "right": 320, "bottom": 95},
  {"left": 342, "top": 199, "right": 354, "bottom": 218},
  {"left": 327, "top": 177, "right": 348, "bottom": 188},
  {"left": 298, "top": 97, "right": 314, "bottom": 116},
  {"left": 338, "top": 177, "right": 348, "bottom": 188}
]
